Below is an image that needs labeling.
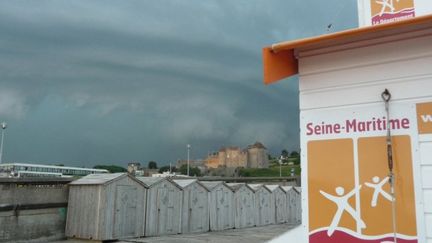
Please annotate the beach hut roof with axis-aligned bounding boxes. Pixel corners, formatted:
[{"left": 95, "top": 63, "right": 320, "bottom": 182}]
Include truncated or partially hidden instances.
[
  {"left": 172, "top": 179, "right": 196, "bottom": 188},
  {"left": 172, "top": 179, "right": 209, "bottom": 191},
  {"left": 248, "top": 184, "right": 271, "bottom": 193},
  {"left": 294, "top": 186, "right": 302, "bottom": 193},
  {"left": 136, "top": 176, "right": 182, "bottom": 189},
  {"left": 226, "top": 183, "right": 253, "bottom": 192},
  {"left": 281, "top": 186, "right": 294, "bottom": 193},
  {"left": 70, "top": 173, "right": 129, "bottom": 186},
  {"left": 265, "top": 184, "right": 282, "bottom": 192},
  {"left": 200, "top": 181, "right": 232, "bottom": 191}
]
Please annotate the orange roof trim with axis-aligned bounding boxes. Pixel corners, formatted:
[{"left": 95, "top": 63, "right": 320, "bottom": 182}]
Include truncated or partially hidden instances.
[{"left": 263, "top": 14, "right": 432, "bottom": 85}]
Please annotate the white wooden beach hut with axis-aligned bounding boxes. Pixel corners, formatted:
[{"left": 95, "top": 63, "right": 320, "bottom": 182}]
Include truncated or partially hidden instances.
[
  {"left": 281, "top": 186, "right": 299, "bottom": 224},
  {"left": 282, "top": 186, "right": 299, "bottom": 224},
  {"left": 227, "top": 183, "right": 256, "bottom": 229},
  {"left": 249, "top": 184, "right": 275, "bottom": 226},
  {"left": 137, "top": 177, "right": 182, "bottom": 236},
  {"left": 265, "top": 185, "right": 287, "bottom": 224},
  {"left": 294, "top": 186, "right": 301, "bottom": 223},
  {"left": 201, "top": 181, "right": 235, "bottom": 231},
  {"left": 66, "top": 173, "right": 147, "bottom": 241},
  {"left": 172, "top": 179, "right": 209, "bottom": 234}
]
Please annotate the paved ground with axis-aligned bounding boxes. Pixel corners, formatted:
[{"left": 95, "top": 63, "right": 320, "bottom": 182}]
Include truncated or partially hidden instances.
[
  {"left": 122, "top": 224, "right": 296, "bottom": 243},
  {"left": 57, "top": 224, "right": 298, "bottom": 243}
]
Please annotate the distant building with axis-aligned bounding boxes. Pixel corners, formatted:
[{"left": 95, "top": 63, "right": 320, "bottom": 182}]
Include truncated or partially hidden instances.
[
  {"left": 143, "top": 168, "right": 159, "bottom": 177},
  {"left": 0, "top": 163, "right": 108, "bottom": 178},
  {"left": 206, "top": 142, "right": 269, "bottom": 169},
  {"left": 127, "top": 162, "right": 158, "bottom": 176},
  {"left": 247, "top": 142, "right": 269, "bottom": 168},
  {"left": 127, "top": 162, "right": 144, "bottom": 176},
  {"left": 151, "top": 171, "right": 184, "bottom": 178}
]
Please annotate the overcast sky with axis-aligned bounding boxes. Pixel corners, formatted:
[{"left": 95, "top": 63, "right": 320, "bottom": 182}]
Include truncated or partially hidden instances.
[{"left": 0, "top": 1, "right": 358, "bottom": 168}]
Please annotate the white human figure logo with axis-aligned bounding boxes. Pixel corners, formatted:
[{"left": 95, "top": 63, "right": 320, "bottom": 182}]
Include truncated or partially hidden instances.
[
  {"left": 320, "top": 186, "right": 366, "bottom": 236},
  {"left": 364, "top": 176, "right": 393, "bottom": 207},
  {"left": 376, "top": 0, "right": 401, "bottom": 16}
]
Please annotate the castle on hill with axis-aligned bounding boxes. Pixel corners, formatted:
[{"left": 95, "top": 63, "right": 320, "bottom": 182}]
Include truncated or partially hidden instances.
[{"left": 206, "top": 141, "right": 269, "bottom": 169}]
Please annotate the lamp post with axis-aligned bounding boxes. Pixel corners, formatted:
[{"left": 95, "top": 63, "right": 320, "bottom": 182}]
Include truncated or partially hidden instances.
[
  {"left": 0, "top": 122, "right": 7, "bottom": 164},
  {"left": 187, "top": 144, "right": 191, "bottom": 176},
  {"left": 279, "top": 155, "right": 283, "bottom": 177}
]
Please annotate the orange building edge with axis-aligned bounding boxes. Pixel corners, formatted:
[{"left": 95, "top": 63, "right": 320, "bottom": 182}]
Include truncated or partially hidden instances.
[{"left": 263, "top": 14, "right": 432, "bottom": 85}]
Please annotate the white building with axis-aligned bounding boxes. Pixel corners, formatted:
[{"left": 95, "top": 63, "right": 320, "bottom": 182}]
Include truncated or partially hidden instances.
[
  {"left": 0, "top": 163, "right": 108, "bottom": 178},
  {"left": 264, "top": 12, "right": 432, "bottom": 243}
]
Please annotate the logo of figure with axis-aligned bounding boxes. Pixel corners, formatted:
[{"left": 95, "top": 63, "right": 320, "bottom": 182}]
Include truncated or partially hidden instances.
[
  {"left": 320, "top": 186, "right": 366, "bottom": 236},
  {"left": 375, "top": 0, "right": 400, "bottom": 16},
  {"left": 365, "top": 176, "right": 393, "bottom": 207}
]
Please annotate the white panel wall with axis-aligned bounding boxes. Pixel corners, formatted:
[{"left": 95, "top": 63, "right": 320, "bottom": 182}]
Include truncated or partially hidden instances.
[
  {"left": 420, "top": 142, "right": 432, "bottom": 242},
  {"left": 421, "top": 167, "right": 432, "bottom": 188},
  {"left": 298, "top": 35, "right": 432, "bottom": 111},
  {"left": 424, "top": 190, "right": 432, "bottom": 213},
  {"left": 298, "top": 34, "right": 432, "bottom": 242}
]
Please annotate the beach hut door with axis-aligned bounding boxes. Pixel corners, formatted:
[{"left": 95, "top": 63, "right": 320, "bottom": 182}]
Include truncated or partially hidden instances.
[
  {"left": 275, "top": 191, "right": 284, "bottom": 223},
  {"left": 243, "top": 190, "right": 254, "bottom": 227},
  {"left": 157, "top": 186, "right": 175, "bottom": 234},
  {"left": 114, "top": 185, "right": 137, "bottom": 238},
  {"left": 190, "top": 189, "right": 205, "bottom": 232}
]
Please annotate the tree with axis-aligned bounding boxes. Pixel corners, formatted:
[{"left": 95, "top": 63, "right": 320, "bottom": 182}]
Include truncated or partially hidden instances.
[
  {"left": 94, "top": 165, "right": 127, "bottom": 173},
  {"left": 158, "top": 165, "right": 178, "bottom": 173},
  {"left": 148, "top": 161, "right": 158, "bottom": 169},
  {"left": 281, "top": 149, "right": 289, "bottom": 158},
  {"left": 179, "top": 164, "right": 201, "bottom": 177},
  {"left": 290, "top": 151, "right": 299, "bottom": 157}
]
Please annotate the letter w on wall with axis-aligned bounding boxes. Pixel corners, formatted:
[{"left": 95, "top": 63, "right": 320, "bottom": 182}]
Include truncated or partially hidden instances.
[
  {"left": 416, "top": 102, "right": 432, "bottom": 134},
  {"left": 421, "top": 115, "right": 432, "bottom": 123}
]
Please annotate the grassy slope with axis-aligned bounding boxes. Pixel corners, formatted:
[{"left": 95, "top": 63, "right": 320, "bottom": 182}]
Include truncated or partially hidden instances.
[{"left": 239, "top": 164, "right": 301, "bottom": 177}]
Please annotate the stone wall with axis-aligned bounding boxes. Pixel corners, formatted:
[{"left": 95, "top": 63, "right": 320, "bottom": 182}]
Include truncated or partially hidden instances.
[{"left": 0, "top": 178, "right": 72, "bottom": 243}]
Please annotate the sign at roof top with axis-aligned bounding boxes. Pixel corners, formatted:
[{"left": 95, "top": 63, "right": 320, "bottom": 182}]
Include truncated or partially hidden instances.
[{"left": 357, "top": 0, "right": 432, "bottom": 26}]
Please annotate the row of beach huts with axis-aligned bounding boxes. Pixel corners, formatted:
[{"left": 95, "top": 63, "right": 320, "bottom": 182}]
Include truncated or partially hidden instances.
[{"left": 65, "top": 173, "right": 301, "bottom": 241}]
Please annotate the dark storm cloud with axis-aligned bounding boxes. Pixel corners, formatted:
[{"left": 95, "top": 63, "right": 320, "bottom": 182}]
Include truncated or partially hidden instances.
[{"left": 0, "top": 1, "right": 358, "bottom": 166}]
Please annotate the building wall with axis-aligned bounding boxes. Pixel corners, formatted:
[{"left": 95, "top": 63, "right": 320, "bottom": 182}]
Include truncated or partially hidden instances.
[
  {"left": 248, "top": 147, "right": 269, "bottom": 168},
  {"left": 298, "top": 33, "right": 432, "bottom": 242},
  {"left": 206, "top": 144, "right": 268, "bottom": 169},
  {"left": 224, "top": 148, "right": 248, "bottom": 168},
  {"left": 218, "top": 151, "right": 227, "bottom": 167},
  {"left": 206, "top": 155, "right": 219, "bottom": 169}
]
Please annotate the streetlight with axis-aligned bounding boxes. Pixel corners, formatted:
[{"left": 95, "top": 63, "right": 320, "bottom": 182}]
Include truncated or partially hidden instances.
[
  {"left": 0, "top": 122, "right": 7, "bottom": 164},
  {"left": 279, "top": 155, "right": 283, "bottom": 177},
  {"left": 187, "top": 144, "right": 191, "bottom": 176}
]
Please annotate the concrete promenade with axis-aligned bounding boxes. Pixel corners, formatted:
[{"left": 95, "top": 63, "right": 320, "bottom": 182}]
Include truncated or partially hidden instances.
[{"left": 56, "top": 224, "right": 297, "bottom": 243}]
